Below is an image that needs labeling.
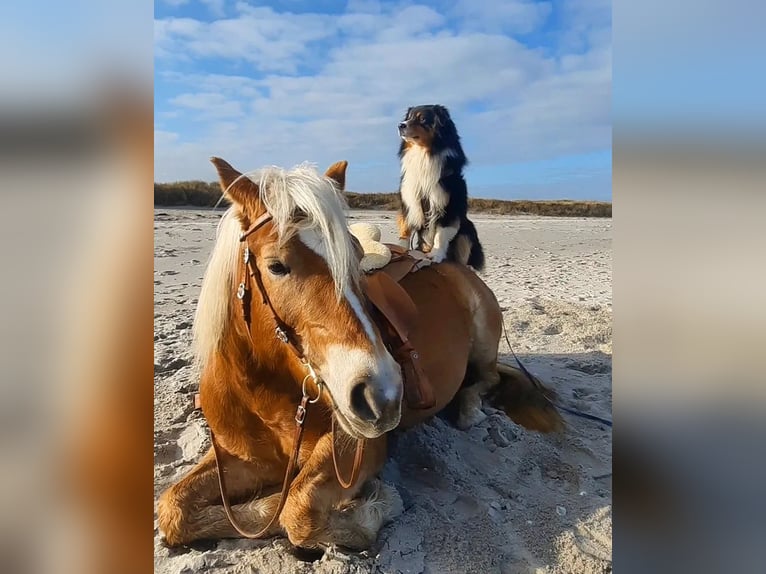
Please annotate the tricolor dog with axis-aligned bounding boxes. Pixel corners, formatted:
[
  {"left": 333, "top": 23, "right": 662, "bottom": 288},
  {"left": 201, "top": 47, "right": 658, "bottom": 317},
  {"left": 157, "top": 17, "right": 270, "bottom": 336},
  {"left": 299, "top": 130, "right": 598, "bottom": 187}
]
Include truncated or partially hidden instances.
[{"left": 396, "top": 104, "right": 484, "bottom": 271}]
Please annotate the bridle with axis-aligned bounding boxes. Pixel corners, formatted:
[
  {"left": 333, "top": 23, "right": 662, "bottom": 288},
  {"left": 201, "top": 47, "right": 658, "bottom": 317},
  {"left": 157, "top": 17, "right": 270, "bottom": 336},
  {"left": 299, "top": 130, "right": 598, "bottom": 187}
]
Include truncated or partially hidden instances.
[{"left": 209, "top": 211, "right": 366, "bottom": 540}]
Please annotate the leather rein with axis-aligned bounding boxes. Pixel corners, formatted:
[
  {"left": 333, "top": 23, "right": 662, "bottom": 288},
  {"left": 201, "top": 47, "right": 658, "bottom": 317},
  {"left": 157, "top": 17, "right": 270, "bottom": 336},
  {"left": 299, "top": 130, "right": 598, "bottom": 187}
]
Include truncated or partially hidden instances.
[{"left": 208, "top": 211, "right": 365, "bottom": 539}]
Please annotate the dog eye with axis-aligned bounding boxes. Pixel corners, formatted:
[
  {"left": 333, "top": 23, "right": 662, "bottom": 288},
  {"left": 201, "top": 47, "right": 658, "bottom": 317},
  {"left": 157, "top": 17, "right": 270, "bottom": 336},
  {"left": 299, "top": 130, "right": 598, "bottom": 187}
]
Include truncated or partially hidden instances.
[{"left": 267, "top": 261, "right": 290, "bottom": 276}]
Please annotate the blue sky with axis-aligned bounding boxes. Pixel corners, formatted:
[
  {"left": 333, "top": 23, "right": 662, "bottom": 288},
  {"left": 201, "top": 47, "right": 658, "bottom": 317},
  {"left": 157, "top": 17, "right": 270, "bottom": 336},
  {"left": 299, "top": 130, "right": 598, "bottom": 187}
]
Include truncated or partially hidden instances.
[{"left": 155, "top": 0, "right": 611, "bottom": 200}]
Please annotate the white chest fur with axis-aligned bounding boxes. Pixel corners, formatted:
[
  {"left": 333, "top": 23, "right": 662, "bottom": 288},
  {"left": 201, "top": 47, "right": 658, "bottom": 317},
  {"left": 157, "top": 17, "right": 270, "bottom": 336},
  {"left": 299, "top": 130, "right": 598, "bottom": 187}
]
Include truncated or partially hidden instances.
[{"left": 399, "top": 146, "right": 452, "bottom": 229}]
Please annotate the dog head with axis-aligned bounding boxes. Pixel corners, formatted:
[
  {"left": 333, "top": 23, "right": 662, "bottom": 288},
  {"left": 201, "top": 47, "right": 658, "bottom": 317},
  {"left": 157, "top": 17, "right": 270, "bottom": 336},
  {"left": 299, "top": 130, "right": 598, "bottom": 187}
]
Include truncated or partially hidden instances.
[{"left": 397, "top": 104, "right": 457, "bottom": 151}]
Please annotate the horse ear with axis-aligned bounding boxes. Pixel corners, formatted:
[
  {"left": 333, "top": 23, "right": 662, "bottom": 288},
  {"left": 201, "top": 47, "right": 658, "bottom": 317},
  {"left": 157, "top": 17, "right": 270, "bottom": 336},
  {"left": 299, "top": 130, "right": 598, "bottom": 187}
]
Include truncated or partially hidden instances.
[
  {"left": 325, "top": 160, "right": 348, "bottom": 191},
  {"left": 210, "top": 157, "right": 258, "bottom": 204}
]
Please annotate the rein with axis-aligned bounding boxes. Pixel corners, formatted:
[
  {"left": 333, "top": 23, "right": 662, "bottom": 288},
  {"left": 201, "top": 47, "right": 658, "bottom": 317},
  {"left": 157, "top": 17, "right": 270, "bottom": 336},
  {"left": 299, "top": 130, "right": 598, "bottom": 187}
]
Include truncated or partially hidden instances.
[{"left": 207, "top": 211, "right": 365, "bottom": 539}]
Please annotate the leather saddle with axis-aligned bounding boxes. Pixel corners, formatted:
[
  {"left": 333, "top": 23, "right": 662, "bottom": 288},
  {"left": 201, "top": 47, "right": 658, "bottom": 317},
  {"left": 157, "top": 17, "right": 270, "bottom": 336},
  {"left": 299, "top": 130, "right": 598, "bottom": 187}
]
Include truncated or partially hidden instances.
[{"left": 361, "top": 245, "right": 436, "bottom": 410}]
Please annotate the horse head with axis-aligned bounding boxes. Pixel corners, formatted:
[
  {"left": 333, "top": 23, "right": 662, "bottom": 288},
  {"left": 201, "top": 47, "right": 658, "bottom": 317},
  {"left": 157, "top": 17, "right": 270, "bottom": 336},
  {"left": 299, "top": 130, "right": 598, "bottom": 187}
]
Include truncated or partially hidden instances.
[{"left": 206, "top": 158, "right": 403, "bottom": 439}]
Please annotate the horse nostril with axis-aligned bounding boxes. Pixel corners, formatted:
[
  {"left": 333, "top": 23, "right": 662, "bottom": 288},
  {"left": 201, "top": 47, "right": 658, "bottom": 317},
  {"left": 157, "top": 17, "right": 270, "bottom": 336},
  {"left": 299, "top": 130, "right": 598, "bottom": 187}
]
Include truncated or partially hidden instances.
[{"left": 349, "top": 379, "right": 382, "bottom": 422}]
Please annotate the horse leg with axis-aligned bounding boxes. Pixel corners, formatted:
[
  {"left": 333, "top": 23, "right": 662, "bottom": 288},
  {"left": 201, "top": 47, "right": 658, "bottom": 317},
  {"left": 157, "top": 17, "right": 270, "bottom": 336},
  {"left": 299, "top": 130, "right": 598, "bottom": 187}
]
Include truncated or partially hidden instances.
[
  {"left": 280, "top": 433, "right": 401, "bottom": 551},
  {"left": 157, "top": 447, "right": 282, "bottom": 545},
  {"left": 456, "top": 362, "right": 500, "bottom": 429},
  {"left": 456, "top": 296, "right": 502, "bottom": 429}
]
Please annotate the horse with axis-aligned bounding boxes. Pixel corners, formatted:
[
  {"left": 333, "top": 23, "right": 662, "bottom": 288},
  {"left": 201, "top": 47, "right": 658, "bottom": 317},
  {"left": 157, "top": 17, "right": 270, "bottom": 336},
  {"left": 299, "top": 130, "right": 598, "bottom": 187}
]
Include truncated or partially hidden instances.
[{"left": 157, "top": 158, "right": 562, "bottom": 551}]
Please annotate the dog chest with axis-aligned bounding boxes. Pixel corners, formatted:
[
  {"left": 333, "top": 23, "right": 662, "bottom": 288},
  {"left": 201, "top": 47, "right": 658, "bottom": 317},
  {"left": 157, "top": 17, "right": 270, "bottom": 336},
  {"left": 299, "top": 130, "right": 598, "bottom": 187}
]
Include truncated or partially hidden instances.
[{"left": 400, "top": 147, "right": 450, "bottom": 227}]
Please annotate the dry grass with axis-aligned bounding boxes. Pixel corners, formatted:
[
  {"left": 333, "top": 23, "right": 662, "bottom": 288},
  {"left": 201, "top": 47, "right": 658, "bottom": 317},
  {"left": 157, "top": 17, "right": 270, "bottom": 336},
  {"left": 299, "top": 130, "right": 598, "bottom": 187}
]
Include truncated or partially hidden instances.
[
  {"left": 155, "top": 183, "right": 611, "bottom": 217},
  {"left": 154, "top": 181, "right": 231, "bottom": 207}
]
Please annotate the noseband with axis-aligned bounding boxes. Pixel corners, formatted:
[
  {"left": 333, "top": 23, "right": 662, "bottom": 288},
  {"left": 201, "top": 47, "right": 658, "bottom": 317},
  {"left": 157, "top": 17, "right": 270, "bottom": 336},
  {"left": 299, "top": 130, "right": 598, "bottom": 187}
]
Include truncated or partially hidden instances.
[{"left": 208, "top": 210, "right": 365, "bottom": 540}]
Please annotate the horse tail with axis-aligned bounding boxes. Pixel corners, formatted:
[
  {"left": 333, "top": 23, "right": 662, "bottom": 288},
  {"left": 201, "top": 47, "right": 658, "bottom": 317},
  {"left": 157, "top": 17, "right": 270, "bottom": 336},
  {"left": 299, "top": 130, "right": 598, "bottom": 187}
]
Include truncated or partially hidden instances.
[{"left": 487, "top": 362, "right": 564, "bottom": 433}]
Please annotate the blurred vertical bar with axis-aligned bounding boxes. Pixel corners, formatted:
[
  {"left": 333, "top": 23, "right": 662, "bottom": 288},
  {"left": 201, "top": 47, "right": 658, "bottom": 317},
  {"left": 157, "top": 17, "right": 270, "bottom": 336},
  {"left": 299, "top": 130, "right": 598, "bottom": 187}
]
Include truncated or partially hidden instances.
[
  {"left": 0, "top": 1, "right": 153, "bottom": 573},
  {"left": 614, "top": 0, "right": 766, "bottom": 572}
]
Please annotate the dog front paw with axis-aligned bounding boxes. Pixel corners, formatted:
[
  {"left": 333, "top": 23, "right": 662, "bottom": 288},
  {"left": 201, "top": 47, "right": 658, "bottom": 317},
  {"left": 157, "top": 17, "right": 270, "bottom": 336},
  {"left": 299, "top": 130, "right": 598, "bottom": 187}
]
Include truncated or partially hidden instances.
[{"left": 428, "top": 249, "right": 447, "bottom": 263}]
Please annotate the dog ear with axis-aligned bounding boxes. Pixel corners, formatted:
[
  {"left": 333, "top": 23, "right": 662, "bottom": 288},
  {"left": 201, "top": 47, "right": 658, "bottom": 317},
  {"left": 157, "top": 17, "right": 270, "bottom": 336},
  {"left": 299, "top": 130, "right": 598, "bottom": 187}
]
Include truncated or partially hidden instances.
[
  {"left": 434, "top": 105, "right": 455, "bottom": 131},
  {"left": 436, "top": 105, "right": 451, "bottom": 123}
]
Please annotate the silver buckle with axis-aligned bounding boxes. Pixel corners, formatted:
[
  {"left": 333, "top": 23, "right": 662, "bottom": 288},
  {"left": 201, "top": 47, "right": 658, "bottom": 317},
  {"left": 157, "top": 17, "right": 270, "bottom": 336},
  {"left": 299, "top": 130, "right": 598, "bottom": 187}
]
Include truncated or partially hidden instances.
[{"left": 295, "top": 404, "right": 307, "bottom": 424}]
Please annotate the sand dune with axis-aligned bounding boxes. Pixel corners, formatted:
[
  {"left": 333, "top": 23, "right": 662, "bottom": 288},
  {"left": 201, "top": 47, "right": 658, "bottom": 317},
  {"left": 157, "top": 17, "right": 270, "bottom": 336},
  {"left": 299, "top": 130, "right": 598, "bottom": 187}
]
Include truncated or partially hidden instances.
[{"left": 154, "top": 209, "right": 612, "bottom": 574}]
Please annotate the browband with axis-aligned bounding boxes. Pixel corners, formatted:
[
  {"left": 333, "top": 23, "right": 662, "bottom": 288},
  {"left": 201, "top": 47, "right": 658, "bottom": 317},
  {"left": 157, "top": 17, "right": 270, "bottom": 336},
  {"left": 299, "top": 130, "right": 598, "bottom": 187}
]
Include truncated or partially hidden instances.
[{"left": 239, "top": 212, "right": 273, "bottom": 242}]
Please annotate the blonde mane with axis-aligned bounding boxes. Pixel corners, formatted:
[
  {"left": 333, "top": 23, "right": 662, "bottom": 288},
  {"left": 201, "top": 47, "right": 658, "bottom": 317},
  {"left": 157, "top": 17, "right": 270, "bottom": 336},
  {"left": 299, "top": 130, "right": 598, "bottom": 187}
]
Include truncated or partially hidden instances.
[{"left": 192, "top": 164, "right": 357, "bottom": 370}]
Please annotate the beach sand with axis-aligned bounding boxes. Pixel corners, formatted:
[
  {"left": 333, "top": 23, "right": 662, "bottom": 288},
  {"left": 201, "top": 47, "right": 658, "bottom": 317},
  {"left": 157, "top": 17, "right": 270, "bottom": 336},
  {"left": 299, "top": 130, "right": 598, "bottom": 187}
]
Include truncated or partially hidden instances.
[{"left": 154, "top": 209, "right": 612, "bottom": 574}]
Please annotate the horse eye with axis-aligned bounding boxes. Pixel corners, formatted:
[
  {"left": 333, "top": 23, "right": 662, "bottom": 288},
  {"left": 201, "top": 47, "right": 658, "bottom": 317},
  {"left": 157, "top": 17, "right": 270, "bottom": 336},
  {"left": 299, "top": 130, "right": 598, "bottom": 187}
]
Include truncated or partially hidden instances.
[{"left": 267, "top": 261, "right": 290, "bottom": 276}]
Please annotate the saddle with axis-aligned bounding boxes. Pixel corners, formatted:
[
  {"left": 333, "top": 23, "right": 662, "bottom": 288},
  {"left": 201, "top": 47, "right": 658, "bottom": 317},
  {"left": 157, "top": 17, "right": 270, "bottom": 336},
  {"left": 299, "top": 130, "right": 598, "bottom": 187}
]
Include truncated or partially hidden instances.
[{"left": 362, "top": 245, "right": 436, "bottom": 410}]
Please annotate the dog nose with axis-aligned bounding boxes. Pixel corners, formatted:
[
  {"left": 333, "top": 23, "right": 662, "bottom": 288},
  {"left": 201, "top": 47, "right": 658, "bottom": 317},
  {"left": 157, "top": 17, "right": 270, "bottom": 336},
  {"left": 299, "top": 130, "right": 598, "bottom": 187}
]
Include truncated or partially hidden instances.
[
  {"left": 398, "top": 122, "right": 407, "bottom": 131},
  {"left": 349, "top": 377, "right": 400, "bottom": 423}
]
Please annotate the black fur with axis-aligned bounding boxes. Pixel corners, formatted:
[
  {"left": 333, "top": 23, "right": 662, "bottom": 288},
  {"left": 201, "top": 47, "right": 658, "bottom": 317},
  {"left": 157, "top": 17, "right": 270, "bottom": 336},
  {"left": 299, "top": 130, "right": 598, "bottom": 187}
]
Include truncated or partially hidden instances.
[{"left": 397, "top": 104, "right": 485, "bottom": 271}]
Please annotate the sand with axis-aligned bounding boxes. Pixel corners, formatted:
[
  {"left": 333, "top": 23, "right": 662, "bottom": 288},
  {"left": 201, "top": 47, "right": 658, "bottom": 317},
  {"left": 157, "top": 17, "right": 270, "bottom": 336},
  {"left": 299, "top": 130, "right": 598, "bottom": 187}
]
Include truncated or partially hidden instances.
[{"left": 154, "top": 209, "right": 612, "bottom": 574}]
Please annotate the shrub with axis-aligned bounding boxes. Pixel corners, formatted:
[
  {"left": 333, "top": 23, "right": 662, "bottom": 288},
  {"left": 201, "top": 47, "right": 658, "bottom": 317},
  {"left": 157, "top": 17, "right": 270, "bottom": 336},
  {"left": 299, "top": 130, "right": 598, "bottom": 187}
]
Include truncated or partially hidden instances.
[{"left": 154, "top": 182, "right": 610, "bottom": 217}]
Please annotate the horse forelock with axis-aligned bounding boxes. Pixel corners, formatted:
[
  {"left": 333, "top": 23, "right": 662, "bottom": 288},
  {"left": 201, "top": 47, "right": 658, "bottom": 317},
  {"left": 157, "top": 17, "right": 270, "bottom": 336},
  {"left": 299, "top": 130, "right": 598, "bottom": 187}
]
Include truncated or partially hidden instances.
[
  {"left": 253, "top": 164, "right": 358, "bottom": 296},
  {"left": 192, "top": 164, "right": 358, "bottom": 371}
]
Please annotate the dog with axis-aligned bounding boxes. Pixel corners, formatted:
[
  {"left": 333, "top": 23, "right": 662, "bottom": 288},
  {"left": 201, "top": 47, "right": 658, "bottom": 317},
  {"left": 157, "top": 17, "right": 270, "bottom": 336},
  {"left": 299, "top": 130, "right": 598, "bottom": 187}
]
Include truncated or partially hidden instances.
[{"left": 396, "top": 104, "right": 485, "bottom": 271}]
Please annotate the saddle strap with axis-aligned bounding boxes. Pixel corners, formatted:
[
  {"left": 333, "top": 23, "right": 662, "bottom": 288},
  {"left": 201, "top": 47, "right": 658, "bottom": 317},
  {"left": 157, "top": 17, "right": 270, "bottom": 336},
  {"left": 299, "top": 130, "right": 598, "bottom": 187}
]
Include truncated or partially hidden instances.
[
  {"left": 393, "top": 339, "right": 436, "bottom": 409},
  {"left": 363, "top": 271, "right": 436, "bottom": 410}
]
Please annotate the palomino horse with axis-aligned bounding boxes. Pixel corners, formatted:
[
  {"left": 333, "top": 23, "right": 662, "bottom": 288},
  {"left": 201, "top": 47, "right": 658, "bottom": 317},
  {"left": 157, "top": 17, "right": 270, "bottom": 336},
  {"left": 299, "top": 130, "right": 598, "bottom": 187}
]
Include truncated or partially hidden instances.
[{"left": 157, "top": 158, "right": 561, "bottom": 550}]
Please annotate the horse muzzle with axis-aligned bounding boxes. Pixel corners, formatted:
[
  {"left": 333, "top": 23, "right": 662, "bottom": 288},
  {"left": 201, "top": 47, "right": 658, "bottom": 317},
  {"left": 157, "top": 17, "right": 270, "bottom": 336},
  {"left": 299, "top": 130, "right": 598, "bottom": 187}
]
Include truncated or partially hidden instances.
[{"left": 345, "top": 375, "right": 403, "bottom": 437}]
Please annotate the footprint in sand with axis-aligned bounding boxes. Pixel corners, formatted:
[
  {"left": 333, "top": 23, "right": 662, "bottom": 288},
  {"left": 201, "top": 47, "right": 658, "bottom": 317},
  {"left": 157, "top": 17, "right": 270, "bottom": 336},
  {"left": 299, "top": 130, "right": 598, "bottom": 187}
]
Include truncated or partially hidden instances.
[
  {"left": 154, "top": 441, "right": 182, "bottom": 466},
  {"left": 155, "top": 357, "right": 190, "bottom": 374},
  {"left": 543, "top": 323, "right": 562, "bottom": 335}
]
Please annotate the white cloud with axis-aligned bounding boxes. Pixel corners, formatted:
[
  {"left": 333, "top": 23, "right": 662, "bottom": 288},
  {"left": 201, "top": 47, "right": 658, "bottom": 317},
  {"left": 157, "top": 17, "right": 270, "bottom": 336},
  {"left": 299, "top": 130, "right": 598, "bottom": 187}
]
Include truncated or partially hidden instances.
[
  {"left": 450, "top": 0, "right": 553, "bottom": 34},
  {"left": 200, "top": 0, "right": 226, "bottom": 17},
  {"left": 155, "top": 1, "right": 611, "bottom": 197},
  {"left": 154, "top": 130, "right": 179, "bottom": 147},
  {"left": 155, "top": 6, "right": 338, "bottom": 73},
  {"left": 170, "top": 92, "right": 245, "bottom": 118}
]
